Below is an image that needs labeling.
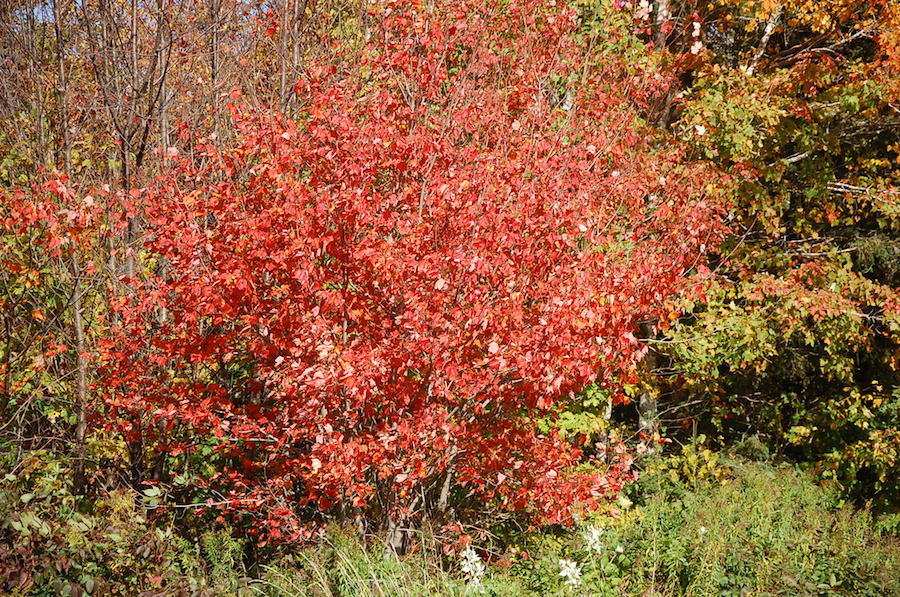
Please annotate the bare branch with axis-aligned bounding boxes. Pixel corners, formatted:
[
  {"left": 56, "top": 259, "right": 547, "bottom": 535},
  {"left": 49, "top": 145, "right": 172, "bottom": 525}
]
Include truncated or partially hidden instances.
[{"left": 746, "top": 5, "right": 782, "bottom": 76}]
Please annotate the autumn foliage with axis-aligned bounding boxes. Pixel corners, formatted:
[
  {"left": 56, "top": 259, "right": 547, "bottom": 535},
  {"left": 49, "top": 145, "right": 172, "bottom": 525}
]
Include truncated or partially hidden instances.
[
  {"left": 0, "top": 178, "right": 104, "bottom": 410},
  {"left": 96, "top": 0, "right": 726, "bottom": 540}
]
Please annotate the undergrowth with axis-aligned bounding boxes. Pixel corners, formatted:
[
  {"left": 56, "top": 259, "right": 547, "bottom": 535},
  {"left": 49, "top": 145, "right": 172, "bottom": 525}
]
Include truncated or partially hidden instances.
[{"left": 3, "top": 447, "right": 900, "bottom": 596}]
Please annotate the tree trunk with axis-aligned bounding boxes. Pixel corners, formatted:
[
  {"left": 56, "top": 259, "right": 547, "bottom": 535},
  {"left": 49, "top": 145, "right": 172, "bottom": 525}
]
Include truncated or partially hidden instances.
[
  {"left": 53, "top": 0, "right": 72, "bottom": 174},
  {"left": 280, "top": 0, "right": 290, "bottom": 110},
  {"left": 638, "top": 320, "right": 660, "bottom": 454},
  {"left": 209, "top": 0, "right": 221, "bottom": 139},
  {"left": 55, "top": 0, "right": 88, "bottom": 495},
  {"left": 69, "top": 252, "right": 89, "bottom": 495},
  {"left": 655, "top": 0, "right": 670, "bottom": 49}
]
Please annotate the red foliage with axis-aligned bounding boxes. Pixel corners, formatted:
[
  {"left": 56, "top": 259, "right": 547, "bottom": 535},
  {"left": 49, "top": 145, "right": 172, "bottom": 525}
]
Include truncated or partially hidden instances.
[
  {"left": 0, "top": 177, "right": 105, "bottom": 260},
  {"left": 100, "top": 0, "right": 727, "bottom": 540}
]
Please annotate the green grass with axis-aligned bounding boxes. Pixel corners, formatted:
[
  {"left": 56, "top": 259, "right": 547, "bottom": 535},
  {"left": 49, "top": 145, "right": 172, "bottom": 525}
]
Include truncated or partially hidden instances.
[{"left": 251, "top": 535, "right": 477, "bottom": 597}]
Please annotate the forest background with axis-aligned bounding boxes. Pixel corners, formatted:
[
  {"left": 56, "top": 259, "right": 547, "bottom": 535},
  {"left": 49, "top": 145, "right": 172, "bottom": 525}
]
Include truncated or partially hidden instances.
[{"left": 2, "top": 0, "right": 900, "bottom": 595}]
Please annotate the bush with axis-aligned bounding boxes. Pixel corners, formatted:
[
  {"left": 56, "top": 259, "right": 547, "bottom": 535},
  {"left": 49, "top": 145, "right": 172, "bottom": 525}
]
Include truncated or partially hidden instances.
[
  {"left": 0, "top": 446, "right": 241, "bottom": 596},
  {"left": 100, "top": 0, "right": 726, "bottom": 541}
]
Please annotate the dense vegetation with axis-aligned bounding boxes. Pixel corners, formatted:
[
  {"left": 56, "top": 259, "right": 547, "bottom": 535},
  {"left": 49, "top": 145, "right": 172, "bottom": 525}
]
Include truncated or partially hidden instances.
[
  {"left": 4, "top": 451, "right": 900, "bottom": 595},
  {"left": 1, "top": 0, "right": 899, "bottom": 594}
]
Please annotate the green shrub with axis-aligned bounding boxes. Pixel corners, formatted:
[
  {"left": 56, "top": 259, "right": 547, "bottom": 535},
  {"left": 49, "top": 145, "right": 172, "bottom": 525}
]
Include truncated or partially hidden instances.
[
  {"left": 621, "top": 459, "right": 900, "bottom": 596},
  {"left": 0, "top": 447, "right": 215, "bottom": 596},
  {"left": 507, "top": 456, "right": 900, "bottom": 597}
]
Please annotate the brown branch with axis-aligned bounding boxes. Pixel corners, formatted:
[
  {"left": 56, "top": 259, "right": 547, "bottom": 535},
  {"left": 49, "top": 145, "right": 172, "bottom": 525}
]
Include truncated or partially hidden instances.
[{"left": 746, "top": 5, "right": 782, "bottom": 76}]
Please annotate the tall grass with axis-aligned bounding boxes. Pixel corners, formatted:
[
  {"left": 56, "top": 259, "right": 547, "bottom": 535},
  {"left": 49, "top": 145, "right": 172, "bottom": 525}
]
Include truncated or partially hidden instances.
[
  {"left": 607, "top": 459, "right": 900, "bottom": 596},
  {"left": 250, "top": 532, "right": 487, "bottom": 597}
]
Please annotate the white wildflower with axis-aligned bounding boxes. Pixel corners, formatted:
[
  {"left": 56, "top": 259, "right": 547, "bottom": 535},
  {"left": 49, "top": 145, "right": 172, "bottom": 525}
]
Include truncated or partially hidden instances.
[
  {"left": 558, "top": 558, "right": 582, "bottom": 589},
  {"left": 582, "top": 525, "right": 605, "bottom": 556},
  {"left": 699, "top": 526, "right": 708, "bottom": 535},
  {"left": 460, "top": 546, "right": 486, "bottom": 586}
]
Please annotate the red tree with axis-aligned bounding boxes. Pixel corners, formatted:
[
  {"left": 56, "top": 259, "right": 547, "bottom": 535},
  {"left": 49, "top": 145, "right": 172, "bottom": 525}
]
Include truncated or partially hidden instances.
[{"left": 101, "top": 0, "right": 727, "bottom": 543}]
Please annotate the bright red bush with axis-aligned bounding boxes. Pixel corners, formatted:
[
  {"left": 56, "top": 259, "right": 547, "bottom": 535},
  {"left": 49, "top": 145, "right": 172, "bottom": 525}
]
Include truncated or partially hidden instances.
[{"left": 101, "top": 0, "right": 727, "bottom": 541}]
